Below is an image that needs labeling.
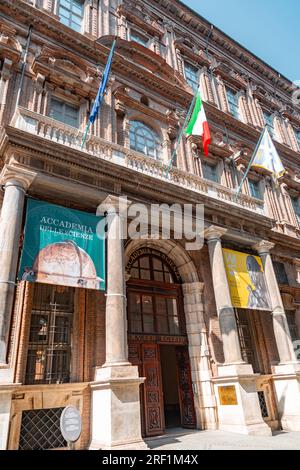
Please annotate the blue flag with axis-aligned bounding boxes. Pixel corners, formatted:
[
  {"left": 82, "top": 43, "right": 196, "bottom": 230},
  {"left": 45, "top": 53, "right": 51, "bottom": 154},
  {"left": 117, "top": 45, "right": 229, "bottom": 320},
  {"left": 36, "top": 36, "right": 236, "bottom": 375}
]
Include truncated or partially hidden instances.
[{"left": 89, "top": 40, "right": 116, "bottom": 124}]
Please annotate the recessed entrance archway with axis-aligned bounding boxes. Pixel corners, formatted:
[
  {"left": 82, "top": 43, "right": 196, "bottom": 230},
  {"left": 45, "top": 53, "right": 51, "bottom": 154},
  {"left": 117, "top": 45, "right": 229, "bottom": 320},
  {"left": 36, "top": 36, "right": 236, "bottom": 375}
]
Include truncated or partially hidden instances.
[{"left": 125, "top": 240, "right": 218, "bottom": 436}]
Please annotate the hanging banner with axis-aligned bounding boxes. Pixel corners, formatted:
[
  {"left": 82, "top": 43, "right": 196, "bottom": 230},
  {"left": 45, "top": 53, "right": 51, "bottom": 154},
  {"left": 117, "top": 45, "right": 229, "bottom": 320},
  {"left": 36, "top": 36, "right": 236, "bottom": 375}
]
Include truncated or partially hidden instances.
[
  {"left": 18, "top": 199, "right": 105, "bottom": 291},
  {"left": 222, "top": 248, "right": 271, "bottom": 310}
]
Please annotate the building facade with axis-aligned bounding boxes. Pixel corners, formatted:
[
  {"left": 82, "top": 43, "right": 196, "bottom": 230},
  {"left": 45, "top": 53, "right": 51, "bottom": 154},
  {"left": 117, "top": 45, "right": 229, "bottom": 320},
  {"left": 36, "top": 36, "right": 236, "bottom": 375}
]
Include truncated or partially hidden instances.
[{"left": 0, "top": 0, "right": 300, "bottom": 450}]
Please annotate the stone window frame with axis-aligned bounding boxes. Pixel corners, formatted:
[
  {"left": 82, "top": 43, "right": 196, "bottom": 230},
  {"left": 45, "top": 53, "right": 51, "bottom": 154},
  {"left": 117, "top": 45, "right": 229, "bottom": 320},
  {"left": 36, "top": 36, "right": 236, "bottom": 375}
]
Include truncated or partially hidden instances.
[
  {"left": 45, "top": 90, "right": 87, "bottom": 132},
  {"left": 247, "top": 175, "right": 265, "bottom": 201},
  {"left": 48, "top": 96, "right": 80, "bottom": 129},
  {"left": 295, "top": 128, "right": 300, "bottom": 151},
  {"left": 183, "top": 61, "right": 199, "bottom": 93},
  {"left": 199, "top": 155, "right": 223, "bottom": 184},
  {"left": 130, "top": 28, "right": 150, "bottom": 47},
  {"left": 262, "top": 109, "right": 276, "bottom": 138},
  {"left": 57, "top": 0, "right": 85, "bottom": 33},
  {"left": 127, "top": 23, "right": 160, "bottom": 55},
  {"left": 225, "top": 86, "right": 241, "bottom": 121},
  {"left": 291, "top": 193, "right": 300, "bottom": 227},
  {"left": 129, "top": 119, "right": 163, "bottom": 161}
]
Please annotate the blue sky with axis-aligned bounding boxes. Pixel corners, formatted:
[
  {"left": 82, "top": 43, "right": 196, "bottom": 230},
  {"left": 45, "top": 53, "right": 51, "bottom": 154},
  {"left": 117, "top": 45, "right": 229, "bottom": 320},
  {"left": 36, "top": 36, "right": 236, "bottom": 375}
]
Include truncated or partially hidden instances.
[{"left": 182, "top": 0, "right": 299, "bottom": 83}]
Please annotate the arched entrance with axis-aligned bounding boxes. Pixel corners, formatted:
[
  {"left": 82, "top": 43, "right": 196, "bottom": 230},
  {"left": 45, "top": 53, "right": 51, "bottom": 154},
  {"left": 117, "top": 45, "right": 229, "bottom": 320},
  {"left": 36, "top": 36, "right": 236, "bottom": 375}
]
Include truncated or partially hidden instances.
[{"left": 126, "top": 246, "right": 197, "bottom": 437}]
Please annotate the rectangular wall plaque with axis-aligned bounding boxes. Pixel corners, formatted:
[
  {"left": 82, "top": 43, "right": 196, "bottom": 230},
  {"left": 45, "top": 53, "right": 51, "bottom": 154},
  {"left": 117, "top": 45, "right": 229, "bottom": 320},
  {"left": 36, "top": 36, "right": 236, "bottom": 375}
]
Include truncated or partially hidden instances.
[{"left": 218, "top": 385, "right": 238, "bottom": 406}]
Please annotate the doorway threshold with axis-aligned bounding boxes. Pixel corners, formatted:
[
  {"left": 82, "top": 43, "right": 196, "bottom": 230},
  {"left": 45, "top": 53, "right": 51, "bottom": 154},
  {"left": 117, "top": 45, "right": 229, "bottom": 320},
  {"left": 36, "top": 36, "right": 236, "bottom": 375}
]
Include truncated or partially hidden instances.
[{"left": 144, "top": 428, "right": 198, "bottom": 443}]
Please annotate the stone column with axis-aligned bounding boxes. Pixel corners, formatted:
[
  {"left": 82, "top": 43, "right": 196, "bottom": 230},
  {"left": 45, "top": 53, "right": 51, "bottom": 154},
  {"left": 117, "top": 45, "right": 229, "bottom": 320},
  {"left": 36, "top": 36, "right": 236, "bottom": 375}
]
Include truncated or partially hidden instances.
[
  {"left": 90, "top": 195, "right": 146, "bottom": 450},
  {"left": 253, "top": 240, "right": 300, "bottom": 431},
  {"left": 103, "top": 197, "right": 129, "bottom": 367},
  {"left": 0, "top": 168, "right": 36, "bottom": 371},
  {"left": 205, "top": 226, "right": 243, "bottom": 364},
  {"left": 205, "top": 226, "right": 271, "bottom": 436},
  {"left": 253, "top": 240, "right": 297, "bottom": 364}
]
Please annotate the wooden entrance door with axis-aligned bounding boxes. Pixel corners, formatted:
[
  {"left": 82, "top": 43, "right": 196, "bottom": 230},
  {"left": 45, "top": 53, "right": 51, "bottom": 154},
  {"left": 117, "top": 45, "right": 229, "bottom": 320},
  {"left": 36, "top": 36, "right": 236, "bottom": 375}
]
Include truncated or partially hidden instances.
[
  {"left": 176, "top": 346, "right": 197, "bottom": 428},
  {"left": 141, "top": 343, "right": 165, "bottom": 437}
]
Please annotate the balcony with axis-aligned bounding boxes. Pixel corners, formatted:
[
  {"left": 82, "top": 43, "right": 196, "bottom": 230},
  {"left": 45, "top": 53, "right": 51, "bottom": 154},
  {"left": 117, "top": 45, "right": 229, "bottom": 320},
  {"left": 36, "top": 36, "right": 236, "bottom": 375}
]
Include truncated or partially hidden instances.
[{"left": 11, "top": 106, "right": 266, "bottom": 215}]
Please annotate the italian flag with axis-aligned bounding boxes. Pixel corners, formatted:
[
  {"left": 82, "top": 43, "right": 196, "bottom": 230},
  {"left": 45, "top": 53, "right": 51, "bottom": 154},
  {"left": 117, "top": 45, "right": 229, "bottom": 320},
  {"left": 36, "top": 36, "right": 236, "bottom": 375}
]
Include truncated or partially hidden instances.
[{"left": 185, "top": 91, "right": 211, "bottom": 156}]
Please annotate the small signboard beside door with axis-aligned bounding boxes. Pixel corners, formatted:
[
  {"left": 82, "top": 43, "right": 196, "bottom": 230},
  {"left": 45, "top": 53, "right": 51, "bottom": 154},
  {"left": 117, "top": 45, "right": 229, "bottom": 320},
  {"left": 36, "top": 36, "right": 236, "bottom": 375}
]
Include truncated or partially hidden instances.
[{"left": 60, "top": 406, "right": 82, "bottom": 450}]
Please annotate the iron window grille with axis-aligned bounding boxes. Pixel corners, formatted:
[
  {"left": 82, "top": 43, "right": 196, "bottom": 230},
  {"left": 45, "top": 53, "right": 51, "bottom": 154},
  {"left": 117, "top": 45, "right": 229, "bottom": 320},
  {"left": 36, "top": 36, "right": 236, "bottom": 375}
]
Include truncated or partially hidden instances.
[
  {"left": 25, "top": 284, "right": 74, "bottom": 385},
  {"left": 19, "top": 408, "right": 67, "bottom": 450},
  {"left": 258, "top": 391, "right": 269, "bottom": 418}
]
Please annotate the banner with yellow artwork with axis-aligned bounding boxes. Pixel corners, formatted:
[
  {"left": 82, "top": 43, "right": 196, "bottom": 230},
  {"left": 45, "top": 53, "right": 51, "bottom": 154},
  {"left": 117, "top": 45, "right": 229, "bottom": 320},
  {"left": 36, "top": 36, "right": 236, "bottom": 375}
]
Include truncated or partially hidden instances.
[{"left": 222, "top": 248, "right": 271, "bottom": 310}]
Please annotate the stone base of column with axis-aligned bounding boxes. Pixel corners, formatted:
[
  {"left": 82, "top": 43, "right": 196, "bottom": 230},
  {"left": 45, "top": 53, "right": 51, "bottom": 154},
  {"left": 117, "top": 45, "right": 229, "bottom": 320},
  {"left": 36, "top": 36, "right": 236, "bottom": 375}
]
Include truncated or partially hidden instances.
[
  {"left": 0, "top": 385, "right": 14, "bottom": 450},
  {"left": 89, "top": 364, "right": 148, "bottom": 450},
  {"left": 214, "top": 364, "right": 271, "bottom": 436},
  {"left": 272, "top": 363, "right": 300, "bottom": 432},
  {"left": 0, "top": 365, "right": 13, "bottom": 384}
]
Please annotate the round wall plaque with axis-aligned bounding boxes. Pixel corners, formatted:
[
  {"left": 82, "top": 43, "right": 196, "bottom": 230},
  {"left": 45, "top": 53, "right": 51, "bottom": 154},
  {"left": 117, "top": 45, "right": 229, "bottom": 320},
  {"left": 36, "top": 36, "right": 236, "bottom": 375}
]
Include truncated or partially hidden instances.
[{"left": 60, "top": 405, "right": 82, "bottom": 443}]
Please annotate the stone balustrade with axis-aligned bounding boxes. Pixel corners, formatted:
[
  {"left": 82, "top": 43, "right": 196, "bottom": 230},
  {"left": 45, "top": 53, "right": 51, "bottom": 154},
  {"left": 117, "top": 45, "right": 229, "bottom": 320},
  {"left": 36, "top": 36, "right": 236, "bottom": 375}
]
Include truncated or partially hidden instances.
[{"left": 12, "top": 106, "right": 265, "bottom": 214}]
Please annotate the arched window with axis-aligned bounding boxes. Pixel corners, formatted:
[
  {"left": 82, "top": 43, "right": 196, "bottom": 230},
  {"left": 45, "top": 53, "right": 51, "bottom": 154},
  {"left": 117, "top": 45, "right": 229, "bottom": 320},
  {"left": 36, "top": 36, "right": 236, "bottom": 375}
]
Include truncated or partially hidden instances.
[
  {"left": 129, "top": 121, "right": 162, "bottom": 159},
  {"left": 127, "top": 253, "right": 184, "bottom": 335}
]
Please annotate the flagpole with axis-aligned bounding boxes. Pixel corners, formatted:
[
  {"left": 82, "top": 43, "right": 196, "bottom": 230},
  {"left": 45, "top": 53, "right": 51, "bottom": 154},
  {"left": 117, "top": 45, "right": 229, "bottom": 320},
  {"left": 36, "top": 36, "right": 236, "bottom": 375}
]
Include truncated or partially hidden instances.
[
  {"left": 81, "top": 37, "right": 117, "bottom": 149},
  {"left": 81, "top": 120, "right": 91, "bottom": 150},
  {"left": 235, "top": 125, "right": 267, "bottom": 199},
  {"left": 164, "top": 89, "right": 198, "bottom": 179}
]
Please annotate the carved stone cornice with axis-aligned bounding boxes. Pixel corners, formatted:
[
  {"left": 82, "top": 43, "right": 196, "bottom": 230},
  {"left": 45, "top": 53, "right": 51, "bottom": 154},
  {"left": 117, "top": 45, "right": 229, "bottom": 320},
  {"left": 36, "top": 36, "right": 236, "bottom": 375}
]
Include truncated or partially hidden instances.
[
  {"left": 113, "top": 87, "right": 178, "bottom": 126},
  {"left": 0, "top": 19, "right": 22, "bottom": 64},
  {"left": 31, "top": 46, "right": 98, "bottom": 97},
  {"left": 173, "top": 38, "right": 210, "bottom": 67},
  {"left": 118, "top": 1, "right": 165, "bottom": 38}
]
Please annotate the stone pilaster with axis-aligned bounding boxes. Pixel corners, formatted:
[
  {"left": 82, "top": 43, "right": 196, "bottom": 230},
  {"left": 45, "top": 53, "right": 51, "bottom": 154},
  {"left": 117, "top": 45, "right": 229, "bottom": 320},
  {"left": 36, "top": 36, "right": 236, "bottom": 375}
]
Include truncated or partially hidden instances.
[
  {"left": 253, "top": 240, "right": 300, "bottom": 431},
  {"left": 90, "top": 195, "right": 146, "bottom": 449},
  {"left": 0, "top": 166, "right": 36, "bottom": 372},
  {"left": 0, "top": 58, "right": 13, "bottom": 124},
  {"left": 182, "top": 282, "right": 217, "bottom": 430}
]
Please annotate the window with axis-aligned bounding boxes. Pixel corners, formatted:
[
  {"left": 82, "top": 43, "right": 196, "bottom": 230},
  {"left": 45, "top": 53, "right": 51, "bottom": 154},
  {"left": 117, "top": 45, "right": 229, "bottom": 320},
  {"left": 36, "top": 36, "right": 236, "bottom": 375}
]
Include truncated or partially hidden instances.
[
  {"left": 184, "top": 63, "right": 199, "bottom": 92},
  {"left": 127, "top": 254, "right": 183, "bottom": 336},
  {"left": 273, "top": 261, "right": 289, "bottom": 285},
  {"left": 263, "top": 111, "right": 275, "bottom": 137},
  {"left": 286, "top": 312, "right": 300, "bottom": 360},
  {"left": 130, "top": 121, "right": 162, "bottom": 159},
  {"left": 131, "top": 30, "right": 149, "bottom": 47},
  {"left": 25, "top": 284, "right": 74, "bottom": 385},
  {"left": 58, "top": 0, "right": 84, "bottom": 32},
  {"left": 226, "top": 88, "right": 240, "bottom": 120},
  {"left": 295, "top": 130, "right": 300, "bottom": 150},
  {"left": 291, "top": 196, "right": 300, "bottom": 226},
  {"left": 49, "top": 98, "right": 79, "bottom": 128},
  {"left": 248, "top": 179, "right": 262, "bottom": 200},
  {"left": 236, "top": 309, "right": 260, "bottom": 373},
  {"left": 202, "top": 161, "right": 218, "bottom": 183}
]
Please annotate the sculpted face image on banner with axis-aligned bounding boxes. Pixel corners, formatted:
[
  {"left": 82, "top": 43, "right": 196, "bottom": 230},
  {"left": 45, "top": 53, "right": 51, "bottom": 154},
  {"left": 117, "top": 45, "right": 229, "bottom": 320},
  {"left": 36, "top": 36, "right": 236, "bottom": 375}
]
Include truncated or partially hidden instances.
[
  {"left": 222, "top": 248, "right": 271, "bottom": 310},
  {"left": 18, "top": 199, "right": 105, "bottom": 290}
]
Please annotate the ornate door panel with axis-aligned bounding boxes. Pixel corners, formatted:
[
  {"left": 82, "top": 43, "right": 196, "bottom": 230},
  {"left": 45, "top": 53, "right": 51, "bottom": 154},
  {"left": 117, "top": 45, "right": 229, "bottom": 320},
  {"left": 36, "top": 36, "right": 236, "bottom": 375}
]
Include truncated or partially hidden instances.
[
  {"left": 141, "top": 343, "right": 164, "bottom": 437},
  {"left": 128, "top": 341, "right": 145, "bottom": 436},
  {"left": 176, "top": 346, "right": 196, "bottom": 428}
]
